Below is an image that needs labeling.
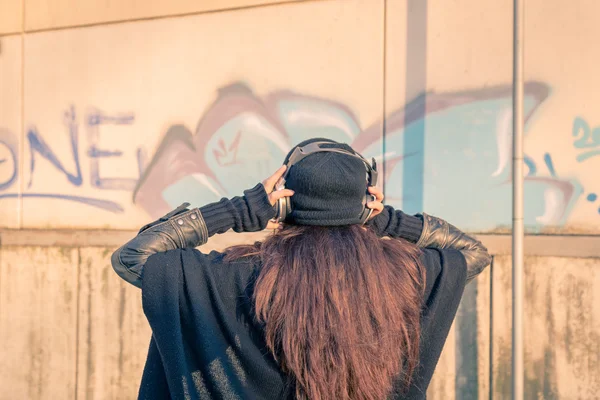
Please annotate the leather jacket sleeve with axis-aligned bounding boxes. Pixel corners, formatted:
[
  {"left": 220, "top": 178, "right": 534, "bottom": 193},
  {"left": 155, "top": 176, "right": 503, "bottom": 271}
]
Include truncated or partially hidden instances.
[
  {"left": 111, "top": 203, "right": 209, "bottom": 288},
  {"left": 111, "top": 183, "right": 275, "bottom": 288},
  {"left": 416, "top": 213, "right": 492, "bottom": 283}
]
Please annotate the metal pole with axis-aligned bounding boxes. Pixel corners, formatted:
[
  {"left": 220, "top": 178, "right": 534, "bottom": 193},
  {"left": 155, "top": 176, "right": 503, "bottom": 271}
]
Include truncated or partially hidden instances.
[{"left": 512, "top": 0, "right": 524, "bottom": 398}]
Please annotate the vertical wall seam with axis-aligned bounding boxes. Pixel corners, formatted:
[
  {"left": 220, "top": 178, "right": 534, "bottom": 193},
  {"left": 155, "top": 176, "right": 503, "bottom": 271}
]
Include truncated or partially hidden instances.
[
  {"left": 18, "top": 0, "right": 25, "bottom": 229},
  {"left": 74, "top": 248, "right": 81, "bottom": 400}
]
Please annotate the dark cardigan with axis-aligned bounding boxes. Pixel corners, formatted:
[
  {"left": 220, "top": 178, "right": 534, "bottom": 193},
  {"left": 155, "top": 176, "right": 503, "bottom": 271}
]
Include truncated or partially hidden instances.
[{"left": 112, "top": 184, "right": 485, "bottom": 399}]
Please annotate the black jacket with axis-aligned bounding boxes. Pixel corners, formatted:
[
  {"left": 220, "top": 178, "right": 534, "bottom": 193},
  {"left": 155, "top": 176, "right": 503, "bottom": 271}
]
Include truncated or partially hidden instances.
[{"left": 112, "top": 183, "right": 491, "bottom": 399}]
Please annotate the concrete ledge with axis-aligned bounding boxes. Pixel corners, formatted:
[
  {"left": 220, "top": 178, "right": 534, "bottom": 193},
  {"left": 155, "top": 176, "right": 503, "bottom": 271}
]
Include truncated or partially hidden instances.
[
  {"left": 0, "top": 229, "right": 271, "bottom": 251},
  {"left": 476, "top": 234, "right": 600, "bottom": 258},
  {"left": 0, "top": 229, "right": 140, "bottom": 247},
  {"left": 0, "top": 229, "right": 599, "bottom": 258}
]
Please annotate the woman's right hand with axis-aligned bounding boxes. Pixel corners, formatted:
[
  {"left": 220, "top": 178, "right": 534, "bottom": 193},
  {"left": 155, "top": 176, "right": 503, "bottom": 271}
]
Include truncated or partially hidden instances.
[
  {"left": 262, "top": 165, "right": 295, "bottom": 206},
  {"left": 262, "top": 165, "right": 295, "bottom": 230},
  {"left": 367, "top": 186, "right": 384, "bottom": 220}
]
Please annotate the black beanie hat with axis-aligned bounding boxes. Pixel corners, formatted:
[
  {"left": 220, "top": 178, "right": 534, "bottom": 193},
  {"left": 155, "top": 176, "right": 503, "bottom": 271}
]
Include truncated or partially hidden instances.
[{"left": 282, "top": 138, "right": 371, "bottom": 226}]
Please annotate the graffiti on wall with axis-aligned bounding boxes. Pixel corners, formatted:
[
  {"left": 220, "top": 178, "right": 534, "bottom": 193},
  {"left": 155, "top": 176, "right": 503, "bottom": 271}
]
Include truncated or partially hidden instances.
[
  {"left": 357, "top": 82, "right": 582, "bottom": 230},
  {"left": 573, "top": 117, "right": 600, "bottom": 163},
  {"left": 572, "top": 117, "right": 600, "bottom": 215},
  {"left": 133, "top": 82, "right": 582, "bottom": 231},
  {"left": 0, "top": 81, "right": 588, "bottom": 230},
  {"left": 0, "top": 107, "right": 145, "bottom": 212}
]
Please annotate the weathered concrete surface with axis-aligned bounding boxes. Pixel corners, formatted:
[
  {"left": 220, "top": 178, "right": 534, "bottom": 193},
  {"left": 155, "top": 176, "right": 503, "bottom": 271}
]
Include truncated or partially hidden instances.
[
  {"left": 76, "top": 248, "right": 151, "bottom": 400},
  {"left": 491, "top": 256, "right": 600, "bottom": 399},
  {"left": 0, "top": 247, "right": 78, "bottom": 399}
]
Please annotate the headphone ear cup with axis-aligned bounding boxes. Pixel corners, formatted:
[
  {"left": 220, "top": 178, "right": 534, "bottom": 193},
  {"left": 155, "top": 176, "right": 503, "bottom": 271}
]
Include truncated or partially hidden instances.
[
  {"left": 285, "top": 196, "right": 292, "bottom": 221},
  {"left": 276, "top": 197, "right": 285, "bottom": 222},
  {"left": 277, "top": 196, "right": 291, "bottom": 222},
  {"left": 359, "top": 193, "right": 376, "bottom": 225}
]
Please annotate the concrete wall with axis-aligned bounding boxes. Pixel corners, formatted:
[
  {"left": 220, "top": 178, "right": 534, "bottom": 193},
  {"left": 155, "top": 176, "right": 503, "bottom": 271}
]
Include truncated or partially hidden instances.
[{"left": 1, "top": 0, "right": 599, "bottom": 399}]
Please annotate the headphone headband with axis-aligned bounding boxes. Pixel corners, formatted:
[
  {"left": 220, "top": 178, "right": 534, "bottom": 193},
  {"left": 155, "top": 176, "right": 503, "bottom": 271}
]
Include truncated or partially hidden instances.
[{"left": 283, "top": 141, "right": 378, "bottom": 186}]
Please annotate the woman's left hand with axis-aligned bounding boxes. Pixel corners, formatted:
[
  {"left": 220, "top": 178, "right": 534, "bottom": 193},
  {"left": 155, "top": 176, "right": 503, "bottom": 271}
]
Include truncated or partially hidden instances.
[
  {"left": 367, "top": 186, "right": 385, "bottom": 220},
  {"left": 262, "top": 165, "right": 295, "bottom": 230}
]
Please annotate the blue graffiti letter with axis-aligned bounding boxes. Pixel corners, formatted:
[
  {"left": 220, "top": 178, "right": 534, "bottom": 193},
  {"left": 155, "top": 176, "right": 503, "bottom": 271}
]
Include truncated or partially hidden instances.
[
  {"left": 87, "top": 109, "right": 137, "bottom": 190},
  {"left": 27, "top": 106, "right": 83, "bottom": 188},
  {"left": 573, "top": 117, "right": 600, "bottom": 162}
]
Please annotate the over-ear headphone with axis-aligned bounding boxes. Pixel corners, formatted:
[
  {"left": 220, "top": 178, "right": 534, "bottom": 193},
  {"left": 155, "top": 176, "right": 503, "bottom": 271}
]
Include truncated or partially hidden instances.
[{"left": 274, "top": 141, "right": 378, "bottom": 225}]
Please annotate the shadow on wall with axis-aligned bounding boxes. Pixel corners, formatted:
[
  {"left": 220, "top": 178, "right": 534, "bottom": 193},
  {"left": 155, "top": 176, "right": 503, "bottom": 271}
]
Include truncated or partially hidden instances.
[{"left": 0, "top": 81, "right": 583, "bottom": 231}]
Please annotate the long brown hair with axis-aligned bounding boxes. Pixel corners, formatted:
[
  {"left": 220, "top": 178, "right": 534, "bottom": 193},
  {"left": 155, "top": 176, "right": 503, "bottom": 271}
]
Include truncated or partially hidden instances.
[{"left": 225, "top": 225, "right": 425, "bottom": 400}]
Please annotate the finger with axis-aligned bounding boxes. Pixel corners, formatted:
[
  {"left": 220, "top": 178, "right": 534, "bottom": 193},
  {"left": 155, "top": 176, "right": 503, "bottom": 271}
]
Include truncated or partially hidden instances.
[
  {"left": 262, "top": 165, "right": 288, "bottom": 193},
  {"left": 268, "top": 189, "right": 295, "bottom": 206},
  {"left": 367, "top": 186, "right": 383, "bottom": 199},
  {"left": 366, "top": 201, "right": 384, "bottom": 212},
  {"left": 368, "top": 186, "right": 384, "bottom": 202},
  {"left": 266, "top": 220, "right": 283, "bottom": 230},
  {"left": 367, "top": 201, "right": 384, "bottom": 220},
  {"left": 369, "top": 209, "right": 382, "bottom": 220}
]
